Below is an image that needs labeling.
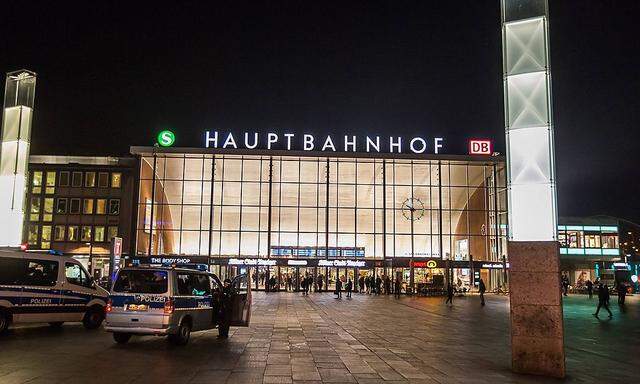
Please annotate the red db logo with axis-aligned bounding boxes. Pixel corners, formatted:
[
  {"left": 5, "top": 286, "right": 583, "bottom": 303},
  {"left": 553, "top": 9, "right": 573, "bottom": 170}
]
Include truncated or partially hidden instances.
[{"left": 469, "top": 140, "right": 492, "bottom": 155}]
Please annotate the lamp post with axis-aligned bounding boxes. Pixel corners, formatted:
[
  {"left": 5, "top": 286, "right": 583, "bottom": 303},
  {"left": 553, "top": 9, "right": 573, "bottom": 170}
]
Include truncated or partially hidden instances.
[{"left": 86, "top": 242, "right": 94, "bottom": 277}]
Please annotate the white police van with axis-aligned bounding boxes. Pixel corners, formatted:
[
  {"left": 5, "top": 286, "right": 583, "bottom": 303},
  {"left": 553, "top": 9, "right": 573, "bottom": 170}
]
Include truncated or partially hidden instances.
[
  {"left": 105, "top": 266, "right": 251, "bottom": 345},
  {"left": 0, "top": 248, "right": 109, "bottom": 334}
]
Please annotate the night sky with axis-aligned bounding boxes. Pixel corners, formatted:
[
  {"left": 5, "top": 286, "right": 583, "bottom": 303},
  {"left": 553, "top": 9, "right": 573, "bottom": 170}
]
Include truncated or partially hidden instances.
[{"left": 1, "top": 1, "right": 639, "bottom": 223}]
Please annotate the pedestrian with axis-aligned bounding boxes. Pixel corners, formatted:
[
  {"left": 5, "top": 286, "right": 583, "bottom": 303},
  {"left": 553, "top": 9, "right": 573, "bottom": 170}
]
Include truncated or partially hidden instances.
[
  {"left": 593, "top": 282, "right": 612, "bottom": 318},
  {"left": 286, "top": 275, "right": 292, "bottom": 291},
  {"left": 346, "top": 278, "right": 353, "bottom": 298},
  {"left": 317, "top": 274, "right": 324, "bottom": 292},
  {"left": 561, "top": 274, "right": 569, "bottom": 296},
  {"left": 445, "top": 283, "right": 454, "bottom": 306},
  {"left": 384, "top": 275, "right": 391, "bottom": 295},
  {"left": 394, "top": 277, "right": 401, "bottom": 299},
  {"left": 335, "top": 278, "right": 343, "bottom": 299},
  {"left": 300, "top": 276, "right": 307, "bottom": 295},
  {"left": 617, "top": 281, "right": 627, "bottom": 306},
  {"left": 365, "top": 275, "right": 371, "bottom": 294},
  {"left": 478, "top": 278, "right": 486, "bottom": 306},
  {"left": 375, "top": 276, "right": 382, "bottom": 295},
  {"left": 358, "top": 275, "right": 365, "bottom": 293},
  {"left": 586, "top": 279, "right": 593, "bottom": 299}
]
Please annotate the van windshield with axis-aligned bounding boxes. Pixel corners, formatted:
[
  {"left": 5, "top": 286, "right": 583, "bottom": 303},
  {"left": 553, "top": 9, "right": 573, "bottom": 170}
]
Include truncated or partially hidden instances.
[{"left": 113, "top": 270, "right": 168, "bottom": 294}]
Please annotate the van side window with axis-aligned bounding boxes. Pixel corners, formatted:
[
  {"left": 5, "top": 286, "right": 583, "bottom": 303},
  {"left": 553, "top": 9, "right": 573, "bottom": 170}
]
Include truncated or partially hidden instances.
[
  {"left": 176, "top": 273, "right": 211, "bottom": 296},
  {"left": 0, "top": 257, "right": 26, "bottom": 285},
  {"left": 24, "top": 260, "right": 59, "bottom": 287},
  {"left": 65, "top": 263, "right": 93, "bottom": 288}
]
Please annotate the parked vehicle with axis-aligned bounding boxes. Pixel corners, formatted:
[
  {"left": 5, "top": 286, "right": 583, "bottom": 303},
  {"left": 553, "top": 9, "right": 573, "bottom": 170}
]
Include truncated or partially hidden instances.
[
  {"left": 104, "top": 267, "right": 251, "bottom": 345},
  {"left": 0, "top": 248, "right": 109, "bottom": 334}
]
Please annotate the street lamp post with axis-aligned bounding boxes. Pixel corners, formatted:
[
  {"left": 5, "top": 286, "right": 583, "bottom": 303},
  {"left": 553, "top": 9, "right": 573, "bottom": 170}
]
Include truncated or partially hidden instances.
[{"left": 86, "top": 242, "right": 94, "bottom": 277}]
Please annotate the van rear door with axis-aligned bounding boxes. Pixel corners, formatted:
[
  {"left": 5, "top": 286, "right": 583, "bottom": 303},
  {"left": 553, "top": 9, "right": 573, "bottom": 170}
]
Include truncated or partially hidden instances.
[{"left": 229, "top": 273, "right": 251, "bottom": 326}]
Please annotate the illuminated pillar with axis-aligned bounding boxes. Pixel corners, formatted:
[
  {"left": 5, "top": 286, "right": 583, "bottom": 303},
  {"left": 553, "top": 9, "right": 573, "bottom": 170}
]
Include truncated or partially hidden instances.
[
  {"left": 501, "top": 1, "right": 564, "bottom": 377},
  {"left": 0, "top": 70, "right": 36, "bottom": 247}
]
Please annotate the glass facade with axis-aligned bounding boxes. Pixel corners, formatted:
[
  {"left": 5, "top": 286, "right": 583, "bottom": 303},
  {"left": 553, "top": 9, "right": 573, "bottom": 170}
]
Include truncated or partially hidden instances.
[{"left": 136, "top": 152, "right": 508, "bottom": 266}]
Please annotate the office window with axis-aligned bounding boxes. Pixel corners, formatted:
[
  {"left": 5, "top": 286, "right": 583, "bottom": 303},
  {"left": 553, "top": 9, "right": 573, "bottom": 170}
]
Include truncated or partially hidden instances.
[
  {"left": 72, "top": 172, "right": 82, "bottom": 187},
  {"left": 30, "top": 197, "right": 41, "bottom": 221},
  {"left": 96, "top": 199, "right": 106, "bottom": 215},
  {"left": 94, "top": 226, "right": 105, "bottom": 242},
  {"left": 68, "top": 226, "right": 79, "bottom": 241},
  {"left": 83, "top": 199, "right": 94, "bottom": 214},
  {"left": 32, "top": 171, "right": 42, "bottom": 194},
  {"left": 70, "top": 198, "right": 81, "bottom": 214},
  {"left": 54, "top": 225, "right": 66, "bottom": 241},
  {"left": 45, "top": 172, "right": 56, "bottom": 194},
  {"left": 109, "top": 199, "right": 120, "bottom": 215},
  {"left": 111, "top": 172, "right": 122, "bottom": 188},
  {"left": 98, "top": 172, "right": 109, "bottom": 188},
  {"left": 108, "top": 226, "right": 118, "bottom": 241},
  {"left": 43, "top": 198, "right": 54, "bottom": 222},
  {"left": 41, "top": 226, "right": 52, "bottom": 249},
  {"left": 85, "top": 172, "right": 96, "bottom": 187},
  {"left": 81, "top": 226, "right": 92, "bottom": 242},
  {"left": 59, "top": 171, "right": 70, "bottom": 187},
  {"left": 56, "top": 198, "right": 68, "bottom": 214},
  {"left": 28, "top": 225, "right": 39, "bottom": 245}
]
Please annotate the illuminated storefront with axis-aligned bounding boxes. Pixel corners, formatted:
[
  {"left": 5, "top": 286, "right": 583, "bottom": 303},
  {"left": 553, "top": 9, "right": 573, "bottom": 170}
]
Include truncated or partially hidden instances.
[{"left": 132, "top": 145, "right": 508, "bottom": 292}]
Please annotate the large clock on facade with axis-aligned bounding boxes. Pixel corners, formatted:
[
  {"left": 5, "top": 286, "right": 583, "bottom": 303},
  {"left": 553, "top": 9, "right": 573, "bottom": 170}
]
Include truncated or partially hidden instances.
[{"left": 401, "top": 197, "right": 425, "bottom": 221}]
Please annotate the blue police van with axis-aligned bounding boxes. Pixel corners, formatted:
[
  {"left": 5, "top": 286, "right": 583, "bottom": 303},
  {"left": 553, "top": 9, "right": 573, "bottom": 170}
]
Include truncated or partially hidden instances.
[
  {"left": 105, "top": 266, "right": 251, "bottom": 345},
  {"left": 0, "top": 248, "right": 109, "bottom": 334}
]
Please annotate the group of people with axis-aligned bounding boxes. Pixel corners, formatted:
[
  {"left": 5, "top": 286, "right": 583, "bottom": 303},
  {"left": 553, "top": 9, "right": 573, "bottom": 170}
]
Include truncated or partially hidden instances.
[
  {"left": 333, "top": 274, "right": 403, "bottom": 299},
  {"left": 561, "top": 274, "right": 629, "bottom": 318}
]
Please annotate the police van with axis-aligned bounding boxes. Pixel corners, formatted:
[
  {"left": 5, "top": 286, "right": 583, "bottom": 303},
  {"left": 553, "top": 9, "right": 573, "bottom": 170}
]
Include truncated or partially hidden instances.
[
  {"left": 0, "top": 248, "right": 109, "bottom": 334},
  {"left": 104, "top": 266, "right": 251, "bottom": 345}
]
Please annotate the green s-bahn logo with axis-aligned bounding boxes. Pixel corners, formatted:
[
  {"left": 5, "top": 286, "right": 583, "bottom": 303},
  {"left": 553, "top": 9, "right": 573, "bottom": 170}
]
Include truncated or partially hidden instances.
[{"left": 157, "top": 130, "right": 176, "bottom": 147}]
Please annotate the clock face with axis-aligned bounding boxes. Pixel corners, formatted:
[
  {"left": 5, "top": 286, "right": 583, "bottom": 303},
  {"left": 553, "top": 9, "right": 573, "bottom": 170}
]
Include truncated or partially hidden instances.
[{"left": 401, "top": 198, "right": 425, "bottom": 221}]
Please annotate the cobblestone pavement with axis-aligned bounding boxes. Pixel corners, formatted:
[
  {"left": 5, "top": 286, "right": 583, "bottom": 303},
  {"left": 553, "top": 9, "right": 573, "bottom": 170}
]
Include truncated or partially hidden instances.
[{"left": 0, "top": 292, "right": 637, "bottom": 384}]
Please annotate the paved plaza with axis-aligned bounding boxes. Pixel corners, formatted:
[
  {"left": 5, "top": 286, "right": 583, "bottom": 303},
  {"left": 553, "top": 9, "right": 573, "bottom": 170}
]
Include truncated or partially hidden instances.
[{"left": 0, "top": 292, "right": 638, "bottom": 384}]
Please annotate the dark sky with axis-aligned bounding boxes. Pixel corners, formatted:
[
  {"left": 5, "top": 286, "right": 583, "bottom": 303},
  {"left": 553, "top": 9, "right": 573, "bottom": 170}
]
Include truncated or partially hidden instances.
[{"left": 1, "top": 1, "right": 639, "bottom": 223}]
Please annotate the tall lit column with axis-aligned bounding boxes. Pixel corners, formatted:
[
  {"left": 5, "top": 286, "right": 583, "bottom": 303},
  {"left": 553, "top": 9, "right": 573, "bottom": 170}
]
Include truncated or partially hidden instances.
[
  {"left": 501, "top": 0, "right": 564, "bottom": 378},
  {"left": 0, "top": 70, "right": 37, "bottom": 247}
]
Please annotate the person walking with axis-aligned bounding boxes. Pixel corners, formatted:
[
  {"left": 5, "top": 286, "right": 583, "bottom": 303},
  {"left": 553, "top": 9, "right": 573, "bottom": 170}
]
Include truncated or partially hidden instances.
[
  {"left": 617, "top": 281, "right": 627, "bottom": 306},
  {"left": 593, "top": 282, "right": 612, "bottom": 318},
  {"left": 365, "top": 275, "right": 371, "bottom": 294},
  {"left": 317, "top": 274, "right": 324, "bottom": 292},
  {"left": 358, "top": 275, "right": 365, "bottom": 294},
  {"left": 394, "top": 277, "right": 402, "bottom": 299},
  {"left": 375, "top": 276, "right": 382, "bottom": 295},
  {"left": 445, "top": 283, "right": 454, "bottom": 306},
  {"left": 335, "top": 278, "right": 343, "bottom": 299},
  {"left": 478, "top": 278, "right": 486, "bottom": 306},
  {"left": 300, "top": 275, "right": 307, "bottom": 295},
  {"left": 384, "top": 275, "right": 391, "bottom": 295},
  {"left": 346, "top": 278, "right": 353, "bottom": 298},
  {"left": 586, "top": 279, "right": 593, "bottom": 299},
  {"left": 561, "top": 274, "right": 570, "bottom": 296}
]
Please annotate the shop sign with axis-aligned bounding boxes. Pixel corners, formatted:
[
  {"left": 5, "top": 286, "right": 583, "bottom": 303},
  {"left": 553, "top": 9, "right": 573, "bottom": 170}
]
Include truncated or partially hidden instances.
[
  {"left": 228, "top": 258, "right": 277, "bottom": 266},
  {"left": 287, "top": 260, "right": 307, "bottom": 266},
  {"left": 205, "top": 131, "right": 445, "bottom": 154},
  {"left": 481, "top": 263, "right": 506, "bottom": 269},
  {"left": 411, "top": 260, "right": 438, "bottom": 268},
  {"left": 318, "top": 260, "right": 366, "bottom": 267},
  {"left": 149, "top": 256, "right": 206, "bottom": 265},
  {"left": 157, "top": 130, "right": 176, "bottom": 147},
  {"left": 612, "top": 262, "right": 630, "bottom": 270}
]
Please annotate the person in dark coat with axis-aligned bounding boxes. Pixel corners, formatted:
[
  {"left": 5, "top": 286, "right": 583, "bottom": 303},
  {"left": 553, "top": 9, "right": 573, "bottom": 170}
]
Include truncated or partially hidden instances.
[
  {"left": 217, "top": 278, "right": 233, "bottom": 338},
  {"left": 561, "top": 274, "right": 570, "bottom": 296},
  {"left": 445, "top": 284, "right": 454, "bottom": 306},
  {"left": 586, "top": 279, "right": 594, "bottom": 299},
  {"left": 358, "top": 275, "right": 365, "bottom": 293},
  {"left": 375, "top": 276, "right": 382, "bottom": 295},
  {"left": 365, "top": 276, "right": 371, "bottom": 294},
  {"left": 593, "top": 282, "right": 612, "bottom": 318},
  {"left": 300, "top": 276, "right": 307, "bottom": 295},
  {"left": 317, "top": 275, "right": 324, "bottom": 292},
  {"left": 394, "top": 277, "right": 402, "bottom": 299},
  {"left": 478, "top": 278, "right": 486, "bottom": 306},
  {"left": 346, "top": 278, "right": 353, "bottom": 298},
  {"left": 335, "top": 278, "right": 343, "bottom": 299},
  {"left": 617, "top": 282, "right": 627, "bottom": 306},
  {"left": 384, "top": 275, "right": 391, "bottom": 295}
]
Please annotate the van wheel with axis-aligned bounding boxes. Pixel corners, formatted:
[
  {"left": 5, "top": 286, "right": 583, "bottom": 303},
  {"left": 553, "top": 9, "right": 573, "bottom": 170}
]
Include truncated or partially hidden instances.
[
  {"left": 168, "top": 320, "right": 191, "bottom": 346},
  {"left": 49, "top": 322, "right": 64, "bottom": 328},
  {"left": 0, "top": 311, "right": 10, "bottom": 334},
  {"left": 113, "top": 332, "right": 131, "bottom": 344},
  {"left": 83, "top": 307, "right": 104, "bottom": 329}
]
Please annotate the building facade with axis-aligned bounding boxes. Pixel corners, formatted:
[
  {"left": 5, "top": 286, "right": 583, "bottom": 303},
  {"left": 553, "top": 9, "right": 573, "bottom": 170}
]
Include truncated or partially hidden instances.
[
  {"left": 131, "top": 147, "right": 509, "bottom": 292},
  {"left": 559, "top": 215, "right": 639, "bottom": 292},
  {"left": 23, "top": 156, "right": 136, "bottom": 280}
]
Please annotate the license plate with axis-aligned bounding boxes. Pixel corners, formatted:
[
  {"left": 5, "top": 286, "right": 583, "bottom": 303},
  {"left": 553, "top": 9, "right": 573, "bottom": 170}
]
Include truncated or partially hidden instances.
[{"left": 127, "top": 304, "right": 148, "bottom": 311}]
